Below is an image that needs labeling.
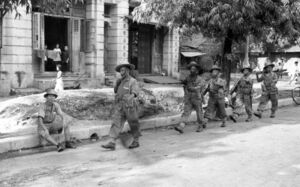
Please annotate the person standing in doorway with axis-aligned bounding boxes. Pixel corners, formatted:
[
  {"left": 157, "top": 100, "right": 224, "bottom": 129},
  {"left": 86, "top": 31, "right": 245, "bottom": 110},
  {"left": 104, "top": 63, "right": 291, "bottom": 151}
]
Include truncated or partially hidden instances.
[
  {"left": 53, "top": 44, "right": 62, "bottom": 67},
  {"left": 101, "top": 62, "right": 142, "bottom": 150},
  {"left": 62, "top": 46, "right": 70, "bottom": 72},
  {"left": 54, "top": 64, "right": 64, "bottom": 93}
]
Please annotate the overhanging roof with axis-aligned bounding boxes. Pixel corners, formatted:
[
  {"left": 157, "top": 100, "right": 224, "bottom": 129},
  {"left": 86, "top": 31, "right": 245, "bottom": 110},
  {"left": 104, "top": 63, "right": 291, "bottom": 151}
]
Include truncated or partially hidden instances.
[{"left": 181, "top": 52, "right": 206, "bottom": 57}]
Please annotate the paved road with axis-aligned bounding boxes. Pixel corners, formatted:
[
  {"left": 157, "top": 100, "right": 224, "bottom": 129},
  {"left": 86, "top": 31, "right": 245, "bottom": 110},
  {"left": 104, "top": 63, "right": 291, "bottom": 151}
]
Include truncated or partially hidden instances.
[{"left": 1, "top": 106, "right": 300, "bottom": 187}]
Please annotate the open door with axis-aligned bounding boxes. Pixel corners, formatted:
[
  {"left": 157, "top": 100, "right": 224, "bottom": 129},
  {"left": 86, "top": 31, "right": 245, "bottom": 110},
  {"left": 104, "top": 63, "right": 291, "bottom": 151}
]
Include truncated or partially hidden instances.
[
  {"left": 33, "top": 13, "right": 45, "bottom": 72},
  {"left": 138, "top": 25, "right": 153, "bottom": 74}
]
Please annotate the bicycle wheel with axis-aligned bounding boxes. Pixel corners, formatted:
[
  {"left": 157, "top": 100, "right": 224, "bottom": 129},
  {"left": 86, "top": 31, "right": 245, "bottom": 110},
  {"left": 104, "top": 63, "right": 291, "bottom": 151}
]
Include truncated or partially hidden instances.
[{"left": 292, "top": 86, "right": 300, "bottom": 105}]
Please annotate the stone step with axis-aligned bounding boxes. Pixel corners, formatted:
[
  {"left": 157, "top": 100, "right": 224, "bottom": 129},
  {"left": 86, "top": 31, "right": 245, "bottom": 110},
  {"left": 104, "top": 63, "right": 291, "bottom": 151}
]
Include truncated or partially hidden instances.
[
  {"left": 13, "top": 88, "right": 43, "bottom": 96},
  {"left": 33, "top": 77, "right": 89, "bottom": 91}
]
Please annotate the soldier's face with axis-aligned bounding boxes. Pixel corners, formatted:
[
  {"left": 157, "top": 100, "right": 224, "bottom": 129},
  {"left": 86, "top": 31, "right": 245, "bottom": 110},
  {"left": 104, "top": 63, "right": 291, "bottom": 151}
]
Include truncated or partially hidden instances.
[
  {"left": 266, "top": 66, "right": 272, "bottom": 72},
  {"left": 211, "top": 70, "right": 219, "bottom": 77},
  {"left": 120, "top": 67, "right": 129, "bottom": 78},
  {"left": 190, "top": 66, "right": 198, "bottom": 75},
  {"left": 46, "top": 95, "right": 56, "bottom": 103},
  {"left": 243, "top": 69, "right": 249, "bottom": 75}
]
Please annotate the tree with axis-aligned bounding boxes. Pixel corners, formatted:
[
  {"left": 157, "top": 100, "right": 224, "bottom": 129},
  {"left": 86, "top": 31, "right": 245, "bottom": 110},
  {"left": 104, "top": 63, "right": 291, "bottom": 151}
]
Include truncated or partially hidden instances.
[{"left": 133, "top": 0, "right": 300, "bottom": 88}]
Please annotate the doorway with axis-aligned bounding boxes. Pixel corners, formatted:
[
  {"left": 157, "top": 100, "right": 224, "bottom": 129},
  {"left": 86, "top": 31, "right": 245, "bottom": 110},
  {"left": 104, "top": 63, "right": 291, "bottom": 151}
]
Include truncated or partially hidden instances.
[
  {"left": 129, "top": 23, "right": 153, "bottom": 74},
  {"left": 44, "top": 16, "right": 69, "bottom": 72}
]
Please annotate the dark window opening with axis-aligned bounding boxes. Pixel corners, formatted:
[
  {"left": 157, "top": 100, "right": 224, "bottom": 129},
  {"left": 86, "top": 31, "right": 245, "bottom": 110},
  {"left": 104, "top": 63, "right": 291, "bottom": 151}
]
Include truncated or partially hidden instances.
[{"left": 44, "top": 16, "right": 69, "bottom": 72}]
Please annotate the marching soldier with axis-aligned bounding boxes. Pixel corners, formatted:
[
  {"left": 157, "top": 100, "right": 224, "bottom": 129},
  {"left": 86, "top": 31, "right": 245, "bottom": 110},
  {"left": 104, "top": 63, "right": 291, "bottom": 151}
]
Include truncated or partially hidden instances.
[
  {"left": 174, "top": 61, "right": 207, "bottom": 134},
  {"left": 102, "top": 62, "right": 141, "bottom": 150},
  {"left": 229, "top": 66, "right": 254, "bottom": 123},
  {"left": 203, "top": 65, "right": 227, "bottom": 127},
  {"left": 254, "top": 61, "right": 279, "bottom": 118}
]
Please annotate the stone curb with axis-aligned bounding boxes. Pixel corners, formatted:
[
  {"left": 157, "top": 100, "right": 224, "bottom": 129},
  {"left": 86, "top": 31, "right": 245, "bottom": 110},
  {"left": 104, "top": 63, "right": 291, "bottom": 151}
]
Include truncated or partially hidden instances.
[{"left": 0, "top": 98, "right": 296, "bottom": 154}]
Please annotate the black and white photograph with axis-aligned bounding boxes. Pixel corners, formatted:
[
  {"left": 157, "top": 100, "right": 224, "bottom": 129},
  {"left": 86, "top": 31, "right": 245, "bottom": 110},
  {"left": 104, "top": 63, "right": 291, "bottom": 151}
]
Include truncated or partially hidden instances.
[{"left": 1, "top": 0, "right": 300, "bottom": 186}]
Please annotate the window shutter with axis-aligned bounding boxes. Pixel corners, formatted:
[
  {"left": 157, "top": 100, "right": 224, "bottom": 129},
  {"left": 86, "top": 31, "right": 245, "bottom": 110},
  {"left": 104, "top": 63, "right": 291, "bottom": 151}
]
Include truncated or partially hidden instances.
[{"left": 32, "top": 13, "right": 41, "bottom": 50}]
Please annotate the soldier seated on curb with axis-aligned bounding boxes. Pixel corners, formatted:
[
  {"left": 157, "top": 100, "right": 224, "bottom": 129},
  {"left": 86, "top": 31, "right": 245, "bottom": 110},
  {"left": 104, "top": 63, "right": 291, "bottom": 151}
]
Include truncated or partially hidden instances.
[
  {"left": 229, "top": 65, "right": 254, "bottom": 123},
  {"left": 37, "top": 89, "right": 76, "bottom": 152}
]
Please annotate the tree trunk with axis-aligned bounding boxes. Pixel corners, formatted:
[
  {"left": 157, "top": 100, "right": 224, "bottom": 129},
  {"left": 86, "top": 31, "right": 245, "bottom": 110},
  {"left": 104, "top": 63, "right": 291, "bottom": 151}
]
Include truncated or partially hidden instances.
[
  {"left": 243, "top": 35, "right": 250, "bottom": 67},
  {"left": 0, "top": 16, "right": 2, "bottom": 79},
  {"left": 221, "top": 31, "right": 233, "bottom": 90}
]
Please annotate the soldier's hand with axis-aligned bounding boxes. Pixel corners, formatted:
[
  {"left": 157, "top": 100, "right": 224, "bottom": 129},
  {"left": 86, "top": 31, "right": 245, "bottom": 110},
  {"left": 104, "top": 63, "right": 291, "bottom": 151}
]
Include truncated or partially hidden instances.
[
  {"left": 231, "top": 92, "right": 237, "bottom": 98},
  {"left": 116, "top": 79, "right": 122, "bottom": 86}
]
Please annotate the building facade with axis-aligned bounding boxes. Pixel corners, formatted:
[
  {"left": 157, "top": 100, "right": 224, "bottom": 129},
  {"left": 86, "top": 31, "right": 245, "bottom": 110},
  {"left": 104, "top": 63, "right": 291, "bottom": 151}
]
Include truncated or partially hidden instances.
[{"left": 0, "top": 0, "right": 180, "bottom": 89}]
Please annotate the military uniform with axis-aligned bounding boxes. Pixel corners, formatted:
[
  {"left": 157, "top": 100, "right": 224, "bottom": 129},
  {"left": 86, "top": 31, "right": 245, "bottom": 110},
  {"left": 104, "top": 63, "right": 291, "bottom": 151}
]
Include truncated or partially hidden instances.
[
  {"left": 38, "top": 89, "right": 75, "bottom": 152},
  {"left": 230, "top": 73, "right": 253, "bottom": 122},
  {"left": 255, "top": 68, "right": 278, "bottom": 118},
  {"left": 177, "top": 74, "right": 207, "bottom": 132},
  {"left": 109, "top": 76, "right": 141, "bottom": 140},
  {"left": 204, "top": 65, "right": 227, "bottom": 127}
]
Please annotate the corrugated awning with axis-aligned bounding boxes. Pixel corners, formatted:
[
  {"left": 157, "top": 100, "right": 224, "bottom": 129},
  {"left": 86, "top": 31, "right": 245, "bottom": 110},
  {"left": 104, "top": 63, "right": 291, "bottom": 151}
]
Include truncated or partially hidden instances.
[{"left": 181, "top": 52, "right": 206, "bottom": 57}]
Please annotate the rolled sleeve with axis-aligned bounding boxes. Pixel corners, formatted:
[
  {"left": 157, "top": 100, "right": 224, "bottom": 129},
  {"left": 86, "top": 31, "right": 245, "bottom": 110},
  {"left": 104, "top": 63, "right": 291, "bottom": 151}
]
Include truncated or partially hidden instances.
[
  {"left": 54, "top": 102, "right": 64, "bottom": 116},
  {"left": 130, "top": 79, "right": 140, "bottom": 97},
  {"left": 38, "top": 104, "right": 45, "bottom": 119}
]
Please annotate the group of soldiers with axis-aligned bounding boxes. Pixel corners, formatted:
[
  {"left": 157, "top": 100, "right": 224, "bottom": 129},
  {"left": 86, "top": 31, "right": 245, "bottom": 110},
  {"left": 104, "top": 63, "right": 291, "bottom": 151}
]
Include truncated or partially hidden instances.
[
  {"left": 174, "top": 60, "right": 279, "bottom": 134},
  {"left": 38, "top": 60, "right": 279, "bottom": 152}
]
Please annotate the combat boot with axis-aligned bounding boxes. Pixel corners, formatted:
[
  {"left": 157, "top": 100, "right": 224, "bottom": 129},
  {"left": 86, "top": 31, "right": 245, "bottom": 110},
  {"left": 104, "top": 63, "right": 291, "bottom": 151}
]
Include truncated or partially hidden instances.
[
  {"left": 196, "top": 125, "right": 203, "bottom": 132},
  {"left": 202, "top": 119, "right": 208, "bottom": 129},
  {"left": 270, "top": 112, "right": 276, "bottom": 118},
  {"left": 254, "top": 112, "right": 262, "bottom": 119},
  {"left": 57, "top": 143, "right": 64, "bottom": 152},
  {"left": 128, "top": 139, "right": 140, "bottom": 149},
  {"left": 101, "top": 142, "right": 116, "bottom": 150},
  {"left": 174, "top": 122, "right": 184, "bottom": 134},
  {"left": 229, "top": 115, "right": 237, "bottom": 123},
  {"left": 245, "top": 116, "right": 253, "bottom": 122},
  {"left": 65, "top": 141, "right": 77, "bottom": 149},
  {"left": 220, "top": 121, "right": 226, "bottom": 128}
]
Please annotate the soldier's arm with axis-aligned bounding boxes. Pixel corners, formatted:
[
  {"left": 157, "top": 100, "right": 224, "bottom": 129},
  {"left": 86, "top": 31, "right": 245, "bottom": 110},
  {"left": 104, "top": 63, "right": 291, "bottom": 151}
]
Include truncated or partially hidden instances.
[
  {"left": 230, "top": 79, "right": 240, "bottom": 95},
  {"left": 114, "top": 78, "right": 122, "bottom": 93},
  {"left": 37, "top": 105, "right": 48, "bottom": 131},
  {"left": 272, "top": 73, "right": 278, "bottom": 86},
  {"left": 256, "top": 72, "right": 263, "bottom": 82},
  {"left": 55, "top": 103, "right": 65, "bottom": 126},
  {"left": 130, "top": 78, "right": 139, "bottom": 97}
]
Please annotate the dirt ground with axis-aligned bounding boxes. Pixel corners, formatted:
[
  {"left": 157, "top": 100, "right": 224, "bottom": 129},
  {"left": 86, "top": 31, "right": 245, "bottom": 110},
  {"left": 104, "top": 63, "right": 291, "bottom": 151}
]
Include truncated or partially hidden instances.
[{"left": 1, "top": 106, "right": 300, "bottom": 187}]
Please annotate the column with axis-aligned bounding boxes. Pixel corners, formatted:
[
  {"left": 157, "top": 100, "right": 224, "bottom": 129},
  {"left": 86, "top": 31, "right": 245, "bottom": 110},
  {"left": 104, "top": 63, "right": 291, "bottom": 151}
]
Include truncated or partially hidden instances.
[
  {"left": 106, "top": 0, "right": 129, "bottom": 74},
  {"left": 85, "top": 0, "right": 105, "bottom": 86}
]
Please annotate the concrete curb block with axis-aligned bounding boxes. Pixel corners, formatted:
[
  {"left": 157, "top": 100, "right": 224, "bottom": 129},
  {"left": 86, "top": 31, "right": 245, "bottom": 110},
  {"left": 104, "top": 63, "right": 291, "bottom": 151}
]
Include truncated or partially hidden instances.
[{"left": 0, "top": 98, "right": 296, "bottom": 154}]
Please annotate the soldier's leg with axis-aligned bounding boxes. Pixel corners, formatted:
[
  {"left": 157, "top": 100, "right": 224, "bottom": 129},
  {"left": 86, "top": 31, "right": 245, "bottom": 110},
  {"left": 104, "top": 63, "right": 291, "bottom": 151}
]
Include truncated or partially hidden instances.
[
  {"left": 270, "top": 93, "right": 278, "bottom": 118},
  {"left": 255, "top": 93, "right": 269, "bottom": 118},
  {"left": 230, "top": 95, "right": 244, "bottom": 122},
  {"left": 193, "top": 99, "right": 205, "bottom": 132},
  {"left": 176, "top": 99, "right": 193, "bottom": 133},
  {"left": 102, "top": 107, "right": 126, "bottom": 150},
  {"left": 216, "top": 98, "right": 227, "bottom": 127},
  {"left": 244, "top": 95, "right": 253, "bottom": 122},
  {"left": 126, "top": 106, "right": 141, "bottom": 139},
  {"left": 126, "top": 106, "right": 141, "bottom": 149},
  {"left": 109, "top": 110, "right": 126, "bottom": 141},
  {"left": 204, "top": 98, "right": 217, "bottom": 127},
  {"left": 38, "top": 127, "right": 58, "bottom": 146},
  {"left": 204, "top": 98, "right": 216, "bottom": 120}
]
